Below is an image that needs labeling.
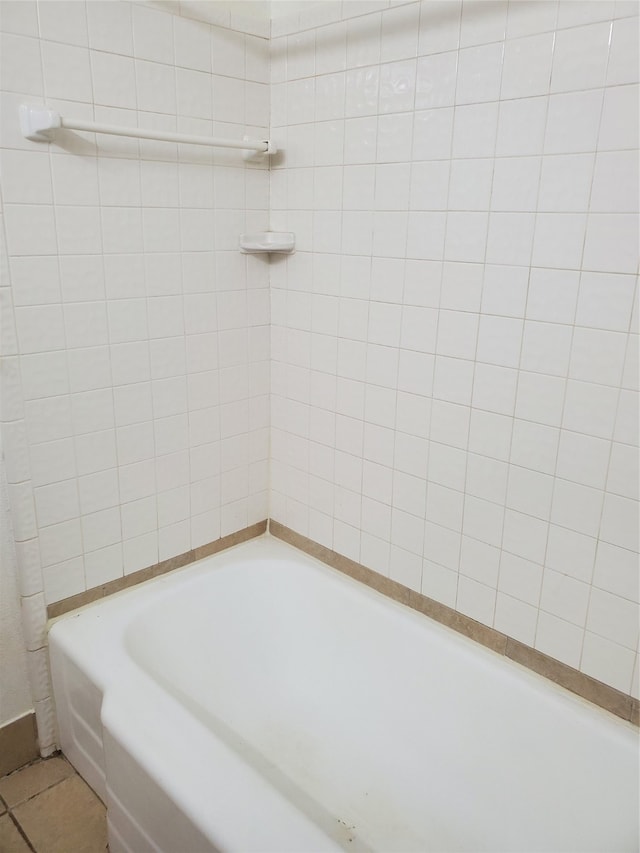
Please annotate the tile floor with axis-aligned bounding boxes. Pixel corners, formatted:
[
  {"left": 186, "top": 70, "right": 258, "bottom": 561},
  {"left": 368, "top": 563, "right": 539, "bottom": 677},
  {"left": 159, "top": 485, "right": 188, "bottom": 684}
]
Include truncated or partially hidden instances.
[{"left": 0, "top": 755, "right": 108, "bottom": 852}]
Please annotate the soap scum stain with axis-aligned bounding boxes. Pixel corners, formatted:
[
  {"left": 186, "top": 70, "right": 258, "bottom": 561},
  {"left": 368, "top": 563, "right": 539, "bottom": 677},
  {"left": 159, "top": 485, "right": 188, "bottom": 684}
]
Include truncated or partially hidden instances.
[{"left": 337, "top": 817, "right": 357, "bottom": 843}]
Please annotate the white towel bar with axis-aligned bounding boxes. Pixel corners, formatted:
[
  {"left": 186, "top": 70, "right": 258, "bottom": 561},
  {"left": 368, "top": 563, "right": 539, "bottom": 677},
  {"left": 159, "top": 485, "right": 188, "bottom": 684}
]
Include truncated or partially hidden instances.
[{"left": 19, "top": 104, "right": 275, "bottom": 157}]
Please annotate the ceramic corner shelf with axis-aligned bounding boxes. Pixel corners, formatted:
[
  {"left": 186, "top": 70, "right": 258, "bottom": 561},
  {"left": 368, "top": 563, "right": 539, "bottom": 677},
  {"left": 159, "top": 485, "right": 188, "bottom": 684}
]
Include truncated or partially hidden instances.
[{"left": 239, "top": 232, "right": 295, "bottom": 254}]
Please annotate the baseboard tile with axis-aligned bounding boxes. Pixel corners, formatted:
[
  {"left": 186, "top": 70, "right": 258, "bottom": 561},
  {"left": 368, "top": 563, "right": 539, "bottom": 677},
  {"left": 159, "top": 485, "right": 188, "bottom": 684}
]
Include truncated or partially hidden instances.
[{"left": 0, "top": 712, "right": 39, "bottom": 776}]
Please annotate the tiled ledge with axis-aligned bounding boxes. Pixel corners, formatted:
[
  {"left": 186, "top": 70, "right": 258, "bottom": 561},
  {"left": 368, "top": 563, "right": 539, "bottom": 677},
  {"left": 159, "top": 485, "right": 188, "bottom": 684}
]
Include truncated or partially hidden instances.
[
  {"left": 46, "top": 520, "right": 268, "bottom": 620},
  {"left": 270, "top": 520, "right": 639, "bottom": 727}
]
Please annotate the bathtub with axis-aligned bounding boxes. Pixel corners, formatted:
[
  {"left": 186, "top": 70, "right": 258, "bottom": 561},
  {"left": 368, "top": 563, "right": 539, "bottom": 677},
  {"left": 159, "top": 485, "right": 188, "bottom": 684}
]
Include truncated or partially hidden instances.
[{"left": 49, "top": 534, "right": 638, "bottom": 853}]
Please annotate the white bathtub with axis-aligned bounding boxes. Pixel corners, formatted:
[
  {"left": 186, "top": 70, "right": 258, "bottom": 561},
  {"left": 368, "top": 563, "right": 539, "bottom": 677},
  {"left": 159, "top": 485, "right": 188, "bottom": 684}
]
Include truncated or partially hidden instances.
[{"left": 49, "top": 535, "right": 638, "bottom": 853}]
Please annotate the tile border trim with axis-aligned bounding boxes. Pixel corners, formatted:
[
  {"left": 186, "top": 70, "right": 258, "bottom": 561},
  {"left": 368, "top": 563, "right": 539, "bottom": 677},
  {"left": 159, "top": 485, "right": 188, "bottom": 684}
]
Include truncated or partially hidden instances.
[
  {"left": 46, "top": 520, "right": 268, "bottom": 620},
  {"left": 0, "top": 713, "right": 39, "bottom": 777},
  {"left": 269, "top": 520, "right": 638, "bottom": 726}
]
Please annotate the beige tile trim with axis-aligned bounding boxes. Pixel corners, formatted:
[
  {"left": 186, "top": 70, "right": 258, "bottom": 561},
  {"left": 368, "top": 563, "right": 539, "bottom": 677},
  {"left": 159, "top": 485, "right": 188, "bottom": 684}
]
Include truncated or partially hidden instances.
[
  {"left": 0, "top": 713, "right": 39, "bottom": 777},
  {"left": 46, "top": 521, "right": 268, "bottom": 620},
  {"left": 269, "top": 521, "right": 638, "bottom": 726}
]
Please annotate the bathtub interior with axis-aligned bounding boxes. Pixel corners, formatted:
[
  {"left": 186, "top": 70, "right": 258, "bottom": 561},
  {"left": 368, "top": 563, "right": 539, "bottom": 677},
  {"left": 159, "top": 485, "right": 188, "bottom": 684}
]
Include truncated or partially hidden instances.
[{"left": 49, "top": 536, "right": 640, "bottom": 853}]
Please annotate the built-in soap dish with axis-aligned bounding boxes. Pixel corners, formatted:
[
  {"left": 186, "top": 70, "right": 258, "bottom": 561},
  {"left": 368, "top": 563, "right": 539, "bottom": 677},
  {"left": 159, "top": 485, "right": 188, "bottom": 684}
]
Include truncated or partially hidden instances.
[{"left": 239, "top": 232, "right": 295, "bottom": 254}]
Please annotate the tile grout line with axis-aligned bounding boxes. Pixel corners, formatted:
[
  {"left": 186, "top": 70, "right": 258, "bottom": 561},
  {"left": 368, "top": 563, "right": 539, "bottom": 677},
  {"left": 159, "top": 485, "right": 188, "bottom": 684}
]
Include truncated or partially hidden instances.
[
  {"left": 8, "top": 811, "right": 37, "bottom": 853},
  {"left": 1, "top": 755, "right": 107, "bottom": 852},
  {"left": 3, "top": 758, "right": 77, "bottom": 810}
]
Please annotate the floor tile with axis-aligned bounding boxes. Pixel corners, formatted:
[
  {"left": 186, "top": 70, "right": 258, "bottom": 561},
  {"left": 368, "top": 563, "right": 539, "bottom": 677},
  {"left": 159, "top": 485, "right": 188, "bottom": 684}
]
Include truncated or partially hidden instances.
[
  {"left": 0, "top": 756, "right": 75, "bottom": 808},
  {"left": 13, "top": 774, "right": 107, "bottom": 853},
  {"left": 0, "top": 814, "right": 32, "bottom": 853}
]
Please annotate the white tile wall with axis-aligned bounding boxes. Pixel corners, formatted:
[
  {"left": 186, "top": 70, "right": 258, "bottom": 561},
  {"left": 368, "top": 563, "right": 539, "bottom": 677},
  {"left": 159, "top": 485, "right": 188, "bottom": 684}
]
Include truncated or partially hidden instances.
[
  {"left": 270, "top": 0, "right": 639, "bottom": 697},
  {"left": 0, "top": 0, "right": 271, "bottom": 747}
]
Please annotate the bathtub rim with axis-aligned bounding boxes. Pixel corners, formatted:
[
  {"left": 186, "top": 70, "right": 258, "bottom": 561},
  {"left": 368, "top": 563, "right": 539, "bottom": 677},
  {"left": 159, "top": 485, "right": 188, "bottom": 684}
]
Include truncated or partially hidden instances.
[{"left": 47, "top": 525, "right": 639, "bottom": 731}]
